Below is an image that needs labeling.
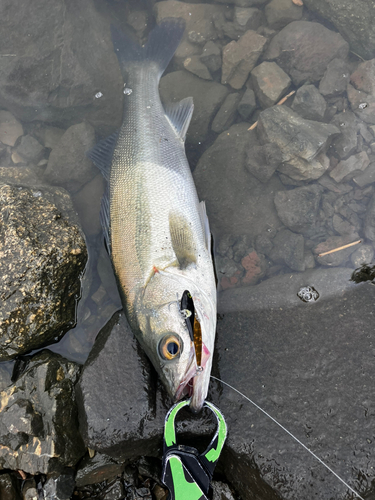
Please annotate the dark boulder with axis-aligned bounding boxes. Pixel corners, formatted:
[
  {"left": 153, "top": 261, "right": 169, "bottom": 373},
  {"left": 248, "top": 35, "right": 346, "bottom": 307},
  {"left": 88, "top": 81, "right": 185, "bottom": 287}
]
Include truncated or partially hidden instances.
[
  {"left": 0, "top": 184, "right": 87, "bottom": 361},
  {"left": 291, "top": 84, "right": 327, "bottom": 122},
  {"left": 265, "top": 21, "right": 349, "bottom": 85}
]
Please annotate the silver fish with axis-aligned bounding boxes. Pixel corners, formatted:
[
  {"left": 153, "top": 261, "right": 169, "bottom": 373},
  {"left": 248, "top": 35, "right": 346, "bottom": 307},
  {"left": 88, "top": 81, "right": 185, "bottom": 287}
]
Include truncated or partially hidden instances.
[{"left": 88, "top": 18, "right": 217, "bottom": 412}]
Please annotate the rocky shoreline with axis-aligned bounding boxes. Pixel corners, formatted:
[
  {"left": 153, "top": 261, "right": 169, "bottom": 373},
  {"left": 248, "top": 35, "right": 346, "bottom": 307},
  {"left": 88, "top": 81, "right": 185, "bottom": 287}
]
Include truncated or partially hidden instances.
[{"left": 1, "top": 0, "right": 375, "bottom": 498}]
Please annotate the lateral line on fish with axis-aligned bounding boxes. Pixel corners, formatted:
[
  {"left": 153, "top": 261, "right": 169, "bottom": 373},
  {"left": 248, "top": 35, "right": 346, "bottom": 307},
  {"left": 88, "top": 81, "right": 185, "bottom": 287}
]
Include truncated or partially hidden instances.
[{"left": 210, "top": 376, "right": 365, "bottom": 500}]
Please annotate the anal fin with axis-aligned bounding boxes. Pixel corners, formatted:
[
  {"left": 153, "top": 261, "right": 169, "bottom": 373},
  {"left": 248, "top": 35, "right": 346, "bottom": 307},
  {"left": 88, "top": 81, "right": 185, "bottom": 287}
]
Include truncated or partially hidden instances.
[
  {"left": 169, "top": 212, "right": 197, "bottom": 269},
  {"left": 164, "top": 97, "right": 194, "bottom": 142}
]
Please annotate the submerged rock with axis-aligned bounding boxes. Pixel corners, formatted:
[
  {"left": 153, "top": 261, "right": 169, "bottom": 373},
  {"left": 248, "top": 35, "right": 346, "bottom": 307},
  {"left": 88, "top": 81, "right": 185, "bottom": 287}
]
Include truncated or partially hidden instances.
[
  {"left": 238, "top": 88, "right": 256, "bottom": 120},
  {"left": 251, "top": 61, "right": 291, "bottom": 108},
  {"left": 0, "top": 350, "right": 85, "bottom": 474},
  {"left": 0, "top": 184, "right": 87, "bottom": 360},
  {"left": 257, "top": 106, "right": 339, "bottom": 181},
  {"left": 274, "top": 184, "right": 322, "bottom": 234},
  {"left": 212, "top": 93, "right": 241, "bottom": 134},
  {"left": 319, "top": 58, "right": 350, "bottom": 98},
  {"left": 193, "top": 123, "right": 284, "bottom": 237},
  {"left": 0, "top": 0, "right": 123, "bottom": 134},
  {"left": 329, "top": 152, "right": 370, "bottom": 183},
  {"left": 268, "top": 228, "right": 305, "bottom": 271},
  {"left": 302, "top": 0, "right": 375, "bottom": 60},
  {"left": 221, "top": 30, "right": 267, "bottom": 89},
  {"left": 0, "top": 111, "right": 23, "bottom": 147},
  {"left": 43, "top": 122, "right": 97, "bottom": 193},
  {"left": 265, "top": 0, "right": 303, "bottom": 30},
  {"left": 265, "top": 21, "right": 349, "bottom": 85},
  {"left": 291, "top": 84, "right": 327, "bottom": 122}
]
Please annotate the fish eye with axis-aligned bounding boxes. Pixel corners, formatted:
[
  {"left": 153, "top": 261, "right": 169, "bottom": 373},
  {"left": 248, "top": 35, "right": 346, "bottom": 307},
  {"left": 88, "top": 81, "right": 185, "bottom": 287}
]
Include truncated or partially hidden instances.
[{"left": 159, "top": 335, "right": 181, "bottom": 361}]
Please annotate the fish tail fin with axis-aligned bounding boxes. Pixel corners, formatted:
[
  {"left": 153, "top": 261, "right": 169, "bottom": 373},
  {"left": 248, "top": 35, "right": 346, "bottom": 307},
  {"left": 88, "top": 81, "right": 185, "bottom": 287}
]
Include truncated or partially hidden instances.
[{"left": 111, "top": 18, "right": 186, "bottom": 80}]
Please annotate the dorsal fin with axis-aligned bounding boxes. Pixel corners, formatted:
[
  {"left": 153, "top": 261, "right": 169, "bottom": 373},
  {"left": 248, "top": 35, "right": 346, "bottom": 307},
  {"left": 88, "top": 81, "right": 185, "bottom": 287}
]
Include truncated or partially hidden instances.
[
  {"left": 169, "top": 212, "right": 197, "bottom": 269},
  {"left": 198, "top": 201, "right": 211, "bottom": 254},
  {"left": 164, "top": 97, "right": 194, "bottom": 142},
  {"left": 86, "top": 131, "right": 118, "bottom": 181}
]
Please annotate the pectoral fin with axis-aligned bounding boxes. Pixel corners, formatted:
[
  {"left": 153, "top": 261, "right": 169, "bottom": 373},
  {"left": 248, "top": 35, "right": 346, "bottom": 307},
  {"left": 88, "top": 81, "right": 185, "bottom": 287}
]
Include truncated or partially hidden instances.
[{"left": 169, "top": 213, "right": 197, "bottom": 269}]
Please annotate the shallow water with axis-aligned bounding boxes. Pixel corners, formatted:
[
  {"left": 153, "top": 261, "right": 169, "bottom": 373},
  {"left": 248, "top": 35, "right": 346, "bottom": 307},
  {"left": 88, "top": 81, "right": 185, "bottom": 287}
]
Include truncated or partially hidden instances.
[{"left": 1, "top": 0, "right": 375, "bottom": 498}]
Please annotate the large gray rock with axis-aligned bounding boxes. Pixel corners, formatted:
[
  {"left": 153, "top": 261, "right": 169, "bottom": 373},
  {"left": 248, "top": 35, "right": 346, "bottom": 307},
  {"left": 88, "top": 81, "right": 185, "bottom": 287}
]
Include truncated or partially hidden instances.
[
  {"left": 221, "top": 30, "right": 267, "bottom": 89},
  {"left": 43, "top": 122, "right": 97, "bottom": 193},
  {"left": 0, "top": 350, "right": 85, "bottom": 474},
  {"left": 0, "top": 184, "right": 87, "bottom": 360},
  {"left": 193, "top": 123, "right": 284, "bottom": 237},
  {"left": 303, "top": 0, "right": 375, "bottom": 60},
  {"left": 245, "top": 143, "right": 282, "bottom": 183},
  {"left": 257, "top": 106, "right": 339, "bottom": 180},
  {"left": 212, "top": 93, "right": 241, "bottom": 134},
  {"left": 274, "top": 184, "right": 322, "bottom": 233},
  {"left": 216, "top": 267, "right": 375, "bottom": 498},
  {"left": 331, "top": 111, "right": 358, "bottom": 159},
  {"left": 319, "top": 58, "right": 350, "bottom": 98},
  {"left": 265, "top": 21, "right": 349, "bottom": 85},
  {"left": 159, "top": 70, "right": 229, "bottom": 145},
  {"left": 329, "top": 152, "right": 370, "bottom": 183},
  {"left": 0, "top": 0, "right": 123, "bottom": 134}
]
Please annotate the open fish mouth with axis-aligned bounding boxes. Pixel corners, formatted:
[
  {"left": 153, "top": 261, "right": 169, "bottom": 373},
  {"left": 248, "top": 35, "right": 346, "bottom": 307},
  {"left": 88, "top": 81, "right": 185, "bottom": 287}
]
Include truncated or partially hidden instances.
[{"left": 175, "top": 342, "right": 210, "bottom": 402}]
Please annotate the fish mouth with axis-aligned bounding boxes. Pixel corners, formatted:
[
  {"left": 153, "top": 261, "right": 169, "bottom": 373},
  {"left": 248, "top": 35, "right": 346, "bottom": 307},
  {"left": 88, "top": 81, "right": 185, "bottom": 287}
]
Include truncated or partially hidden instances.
[{"left": 175, "top": 342, "right": 210, "bottom": 406}]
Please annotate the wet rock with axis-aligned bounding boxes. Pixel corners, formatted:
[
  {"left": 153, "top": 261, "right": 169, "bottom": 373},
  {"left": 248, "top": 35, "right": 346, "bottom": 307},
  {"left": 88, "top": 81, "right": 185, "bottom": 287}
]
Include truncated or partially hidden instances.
[
  {"left": 302, "top": 0, "right": 375, "bottom": 60},
  {"left": 194, "top": 123, "right": 284, "bottom": 237},
  {"left": 346, "top": 84, "right": 375, "bottom": 125},
  {"left": 364, "top": 193, "right": 375, "bottom": 241},
  {"left": 274, "top": 184, "right": 322, "bottom": 234},
  {"left": 351, "top": 244, "right": 374, "bottom": 268},
  {"left": 103, "top": 480, "right": 125, "bottom": 500},
  {"left": 75, "top": 453, "right": 124, "bottom": 487},
  {"left": 0, "top": 350, "right": 85, "bottom": 474},
  {"left": 199, "top": 41, "right": 222, "bottom": 73},
  {"left": 16, "top": 135, "right": 44, "bottom": 163},
  {"left": 215, "top": 266, "right": 375, "bottom": 498},
  {"left": 245, "top": 143, "right": 282, "bottom": 182},
  {"left": 154, "top": 2, "right": 225, "bottom": 64},
  {"left": 0, "top": 0, "right": 123, "bottom": 134},
  {"left": 40, "top": 127, "right": 65, "bottom": 150},
  {"left": 214, "top": 0, "right": 268, "bottom": 5},
  {"left": 331, "top": 111, "right": 358, "bottom": 159},
  {"left": 0, "top": 111, "right": 23, "bottom": 147},
  {"left": 268, "top": 229, "right": 305, "bottom": 271},
  {"left": 0, "top": 473, "right": 21, "bottom": 500},
  {"left": 238, "top": 88, "right": 256, "bottom": 120},
  {"left": 329, "top": 151, "right": 370, "bottom": 183},
  {"left": 43, "top": 470, "right": 75, "bottom": 500},
  {"left": 0, "top": 166, "right": 43, "bottom": 188},
  {"left": 350, "top": 59, "right": 375, "bottom": 96},
  {"left": 75, "top": 311, "right": 217, "bottom": 461},
  {"left": 241, "top": 250, "right": 266, "bottom": 285},
  {"left": 258, "top": 106, "right": 339, "bottom": 180},
  {"left": 265, "top": 0, "right": 303, "bottom": 30},
  {"left": 314, "top": 235, "right": 359, "bottom": 266},
  {"left": 234, "top": 7, "right": 264, "bottom": 32},
  {"left": 291, "top": 84, "right": 327, "bottom": 122},
  {"left": 332, "top": 213, "right": 357, "bottom": 236},
  {"left": 212, "top": 93, "right": 241, "bottom": 134},
  {"left": 250, "top": 62, "right": 291, "bottom": 108},
  {"left": 22, "top": 479, "right": 37, "bottom": 500},
  {"left": 72, "top": 173, "right": 105, "bottom": 237},
  {"left": 265, "top": 21, "right": 349, "bottom": 85},
  {"left": 212, "top": 480, "right": 236, "bottom": 500},
  {"left": 0, "top": 184, "right": 87, "bottom": 360},
  {"left": 43, "top": 122, "right": 96, "bottom": 193},
  {"left": 319, "top": 58, "right": 350, "bottom": 98},
  {"left": 221, "top": 30, "right": 267, "bottom": 89},
  {"left": 159, "top": 70, "right": 229, "bottom": 145},
  {"left": 353, "top": 162, "right": 375, "bottom": 188},
  {"left": 183, "top": 56, "right": 212, "bottom": 80}
]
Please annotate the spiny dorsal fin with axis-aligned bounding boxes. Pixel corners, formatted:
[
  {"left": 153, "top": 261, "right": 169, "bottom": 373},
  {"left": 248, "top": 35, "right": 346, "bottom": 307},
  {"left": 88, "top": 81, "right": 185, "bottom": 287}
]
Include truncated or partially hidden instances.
[
  {"left": 164, "top": 97, "right": 194, "bottom": 142},
  {"left": 169, "top": 212, "right": 197, "bottom": 269},
  {"left": 87, "top": 131, "right": 118, "bottom": 181},
  {"left": 199, "top": 201, "right": 211, "bottom": 254}
]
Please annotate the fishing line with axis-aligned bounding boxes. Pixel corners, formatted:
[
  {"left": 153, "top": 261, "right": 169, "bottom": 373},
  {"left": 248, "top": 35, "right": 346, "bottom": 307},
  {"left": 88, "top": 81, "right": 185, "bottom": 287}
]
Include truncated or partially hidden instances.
[{"left": 210, "top": 375, "right": 365, "bottom": 500}]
